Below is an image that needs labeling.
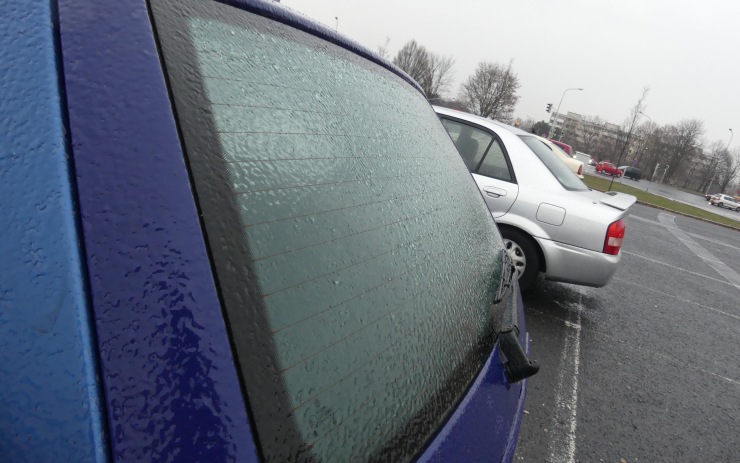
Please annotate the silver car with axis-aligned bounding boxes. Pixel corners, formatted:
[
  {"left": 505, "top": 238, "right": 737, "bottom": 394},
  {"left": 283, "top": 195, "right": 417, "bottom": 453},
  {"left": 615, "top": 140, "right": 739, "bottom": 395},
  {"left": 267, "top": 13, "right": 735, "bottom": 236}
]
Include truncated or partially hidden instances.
[{"left": 435, "top": 107, "right": 637, "bottom": 291}]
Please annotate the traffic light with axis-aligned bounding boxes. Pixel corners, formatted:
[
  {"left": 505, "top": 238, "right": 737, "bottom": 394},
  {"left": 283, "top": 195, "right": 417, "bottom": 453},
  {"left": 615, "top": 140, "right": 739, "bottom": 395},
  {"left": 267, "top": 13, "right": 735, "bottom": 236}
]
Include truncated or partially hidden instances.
[{"left": 546, "top": 103, "right": 553, "bottom": 113}]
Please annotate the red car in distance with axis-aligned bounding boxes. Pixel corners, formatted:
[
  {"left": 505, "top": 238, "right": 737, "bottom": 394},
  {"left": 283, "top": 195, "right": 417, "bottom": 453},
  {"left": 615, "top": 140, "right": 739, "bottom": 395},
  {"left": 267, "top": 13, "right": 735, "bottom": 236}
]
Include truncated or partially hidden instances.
[{"left": 595, "top": 162, "right": 623, "bottom": 177}]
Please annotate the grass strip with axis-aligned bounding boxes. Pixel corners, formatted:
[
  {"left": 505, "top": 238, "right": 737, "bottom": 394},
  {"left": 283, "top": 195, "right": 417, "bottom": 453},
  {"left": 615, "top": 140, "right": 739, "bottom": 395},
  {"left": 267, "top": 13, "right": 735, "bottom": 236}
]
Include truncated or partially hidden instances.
[{"left": 582, "top": 176, "right": 740, "bottom": 229}]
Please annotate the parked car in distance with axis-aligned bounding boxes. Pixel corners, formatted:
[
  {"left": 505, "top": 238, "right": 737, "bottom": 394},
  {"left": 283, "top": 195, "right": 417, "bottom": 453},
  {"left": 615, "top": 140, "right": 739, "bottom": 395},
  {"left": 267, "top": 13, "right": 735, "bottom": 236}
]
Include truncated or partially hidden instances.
[
  {"left": 596, "top": 161, "right": 623, "bottom": 177},
  {"left": 618, "top": 165, "right": 643, "bottom": 180},
  {"left": 549, "top": 139, "right": 574, "bottom": 156},
  {"left": 540, "top": 137, "right": 584, "bottom": 178},
  {"left": 573, "top": 151, "right": 593, "bottom": 167},
  {"left": 710, "top": 194, "right": 740, "bottom": 211},
  {"left": 2, "top": 0, "right": 536, "bottom": 462},
  {"left": 436, "top": 106, "right": 637, "bottom": 291}
]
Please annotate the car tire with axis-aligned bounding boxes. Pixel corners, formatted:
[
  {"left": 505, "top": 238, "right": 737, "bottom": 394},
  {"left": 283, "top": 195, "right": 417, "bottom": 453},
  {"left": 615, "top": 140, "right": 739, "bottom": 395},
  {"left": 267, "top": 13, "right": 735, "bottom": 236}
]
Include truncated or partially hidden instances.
[{"left": 501, "top": 228, "right": 539, "bottom": 292}]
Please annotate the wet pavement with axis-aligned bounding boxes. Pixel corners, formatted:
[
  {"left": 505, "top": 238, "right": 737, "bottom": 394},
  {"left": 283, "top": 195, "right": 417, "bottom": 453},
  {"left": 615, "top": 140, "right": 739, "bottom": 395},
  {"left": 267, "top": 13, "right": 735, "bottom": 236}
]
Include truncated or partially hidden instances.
[{"left": 514, "top": 203, "right": 740, "bottom": 462}]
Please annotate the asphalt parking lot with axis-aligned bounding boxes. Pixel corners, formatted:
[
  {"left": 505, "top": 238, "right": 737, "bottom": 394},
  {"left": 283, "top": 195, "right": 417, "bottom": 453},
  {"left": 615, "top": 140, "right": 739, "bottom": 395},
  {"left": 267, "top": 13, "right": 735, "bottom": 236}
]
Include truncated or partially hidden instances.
[{"left": 514, "top": 203, "right": 740, "bottom": 462}]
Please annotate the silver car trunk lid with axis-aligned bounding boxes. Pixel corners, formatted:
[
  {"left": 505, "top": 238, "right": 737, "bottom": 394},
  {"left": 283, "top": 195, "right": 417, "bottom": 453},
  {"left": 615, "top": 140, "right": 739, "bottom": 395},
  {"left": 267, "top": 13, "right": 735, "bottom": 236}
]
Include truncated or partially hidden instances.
[{"left": 584, "top": 190, "right": 637, "bottom": 211}]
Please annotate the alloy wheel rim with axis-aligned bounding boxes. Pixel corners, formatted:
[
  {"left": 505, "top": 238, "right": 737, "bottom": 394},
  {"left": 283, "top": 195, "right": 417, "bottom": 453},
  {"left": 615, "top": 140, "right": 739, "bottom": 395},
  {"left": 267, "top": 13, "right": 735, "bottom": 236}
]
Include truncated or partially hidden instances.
[{"left": 503, "top": 239, "right": 526, "bottom": 279}]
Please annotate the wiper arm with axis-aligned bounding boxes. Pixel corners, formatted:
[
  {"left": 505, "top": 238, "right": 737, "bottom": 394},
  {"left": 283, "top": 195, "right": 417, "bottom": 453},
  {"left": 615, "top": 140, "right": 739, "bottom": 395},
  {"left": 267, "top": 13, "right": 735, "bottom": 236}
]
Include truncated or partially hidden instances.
[{"left": 496, "top": 259, "right": 539, "bottom": 383}]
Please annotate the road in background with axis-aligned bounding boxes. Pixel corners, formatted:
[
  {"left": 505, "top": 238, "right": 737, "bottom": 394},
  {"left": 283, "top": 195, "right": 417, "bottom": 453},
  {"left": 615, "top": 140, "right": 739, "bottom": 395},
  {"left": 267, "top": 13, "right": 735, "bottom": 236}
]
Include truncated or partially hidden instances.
[{"left": 515, "top": 203, "right": 740, "bottom": 462}]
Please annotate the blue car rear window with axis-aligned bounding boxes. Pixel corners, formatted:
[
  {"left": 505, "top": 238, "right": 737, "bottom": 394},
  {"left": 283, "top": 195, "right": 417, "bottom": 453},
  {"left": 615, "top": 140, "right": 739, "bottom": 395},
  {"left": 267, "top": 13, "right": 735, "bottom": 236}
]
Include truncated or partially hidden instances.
[{"left": 151, "top": 0, "right": 505, "bottom": 460}]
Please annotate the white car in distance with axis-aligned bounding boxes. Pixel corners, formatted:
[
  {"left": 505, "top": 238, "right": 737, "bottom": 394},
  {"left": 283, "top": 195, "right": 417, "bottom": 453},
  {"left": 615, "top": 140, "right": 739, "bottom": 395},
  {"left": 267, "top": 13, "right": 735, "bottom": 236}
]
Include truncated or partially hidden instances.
[
  {"left": 537, "top": 137, "right": 584, "bottom": 179},
  {"left": 710, "top": 194, "right": 740, "bottom": 211}
]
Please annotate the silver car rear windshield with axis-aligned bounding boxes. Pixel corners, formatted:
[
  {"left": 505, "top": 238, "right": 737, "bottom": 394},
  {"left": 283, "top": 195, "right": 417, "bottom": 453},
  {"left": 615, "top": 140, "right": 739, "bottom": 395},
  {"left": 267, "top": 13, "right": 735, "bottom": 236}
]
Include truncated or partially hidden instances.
[{"left": 518, "top": 136, "right": 589, "bottom": 191}]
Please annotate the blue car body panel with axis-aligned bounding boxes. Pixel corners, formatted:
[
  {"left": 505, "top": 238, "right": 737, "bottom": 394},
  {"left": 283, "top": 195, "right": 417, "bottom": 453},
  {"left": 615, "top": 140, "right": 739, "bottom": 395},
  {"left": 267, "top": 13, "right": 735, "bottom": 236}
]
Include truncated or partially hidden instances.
[
  {"left": 57, "top": 0, "right": 258, "bottom": 460},
  {"left": 419, "top": 291, "right": 529, "bottom": 463},
  {"left": 1, "top": 0, "right": 528, "bottom": 460},
  {"left": 0, "top": 0, "right": 107, "bottom": 461}
]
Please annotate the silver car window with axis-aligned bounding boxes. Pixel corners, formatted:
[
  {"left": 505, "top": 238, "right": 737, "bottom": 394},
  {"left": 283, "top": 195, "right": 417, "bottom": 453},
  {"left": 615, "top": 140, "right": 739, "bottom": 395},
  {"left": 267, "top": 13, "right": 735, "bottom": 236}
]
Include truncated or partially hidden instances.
[
  {"left": 440, "top": 118, "right": 493, "bottom": 172},
  {"left": 518, "top": 136, "right": 589, "bottom": 191},
  {"left": 477, "top": 138, "right": 513, "bottom": 182}
]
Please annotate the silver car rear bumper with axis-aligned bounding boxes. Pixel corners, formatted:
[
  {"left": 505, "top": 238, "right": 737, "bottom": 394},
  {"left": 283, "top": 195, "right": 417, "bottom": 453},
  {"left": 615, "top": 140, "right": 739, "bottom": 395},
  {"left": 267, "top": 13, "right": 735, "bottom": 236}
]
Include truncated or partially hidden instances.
[{"left": 534, "top": 237, "right": 620, "bottom": 287}]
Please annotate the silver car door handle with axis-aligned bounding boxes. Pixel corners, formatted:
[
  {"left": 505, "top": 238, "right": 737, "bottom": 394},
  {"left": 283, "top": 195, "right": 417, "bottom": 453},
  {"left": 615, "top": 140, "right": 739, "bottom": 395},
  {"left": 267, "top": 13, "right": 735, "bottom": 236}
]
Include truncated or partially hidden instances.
[{"left": 483, "top": 186, "right": 507, "bottom": 198}]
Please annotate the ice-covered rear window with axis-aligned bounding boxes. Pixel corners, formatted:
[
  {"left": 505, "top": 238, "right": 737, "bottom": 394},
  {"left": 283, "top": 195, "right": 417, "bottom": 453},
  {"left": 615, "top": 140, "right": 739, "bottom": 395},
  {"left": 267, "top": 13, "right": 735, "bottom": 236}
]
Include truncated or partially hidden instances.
[{"left": 151, "top": 0, "right": 505, "bottom": 460}]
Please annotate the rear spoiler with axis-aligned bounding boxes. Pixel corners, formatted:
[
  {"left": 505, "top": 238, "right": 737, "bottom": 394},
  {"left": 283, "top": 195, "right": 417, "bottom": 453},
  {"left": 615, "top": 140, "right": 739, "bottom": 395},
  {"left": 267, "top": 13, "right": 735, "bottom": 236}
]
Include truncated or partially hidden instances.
[{"left": 600, "top": 191, "right": 637, "bottom": 211}]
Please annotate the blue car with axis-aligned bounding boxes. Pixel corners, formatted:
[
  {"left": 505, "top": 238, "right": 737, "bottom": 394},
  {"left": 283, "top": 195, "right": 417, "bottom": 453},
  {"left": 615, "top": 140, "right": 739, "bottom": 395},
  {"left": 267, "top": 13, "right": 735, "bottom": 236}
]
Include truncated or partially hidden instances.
[{"left": 0, "top": 0, "right": 536, "bottom": 461}]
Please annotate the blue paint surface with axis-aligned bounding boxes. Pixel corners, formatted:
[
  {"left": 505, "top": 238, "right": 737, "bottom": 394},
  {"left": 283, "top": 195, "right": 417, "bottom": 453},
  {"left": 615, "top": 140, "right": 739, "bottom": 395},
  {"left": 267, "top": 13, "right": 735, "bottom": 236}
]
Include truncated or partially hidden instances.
[
  {"left": 0, "top": 0, "right": 107, "bottom": 462},
  {"left": 417, "top": 346, "right": 526, "bottom": 463},
  {"left": 418, "top": 291, "right": 528, "bottom": 463},
  {"left": 57, "top": 0, "right": 258, "bottom": 461}
]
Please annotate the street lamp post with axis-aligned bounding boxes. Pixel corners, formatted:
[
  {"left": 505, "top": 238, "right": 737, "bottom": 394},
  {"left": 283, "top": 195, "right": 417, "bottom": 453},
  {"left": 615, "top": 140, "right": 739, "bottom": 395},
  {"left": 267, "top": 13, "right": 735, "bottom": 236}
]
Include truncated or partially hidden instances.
[
  {"left": 335, "top": 16, "right": 338, "bottom": 32},
  {"left": 704, "top": 128, "right": 733, "bottom": 195},
  {"left": 550, "top": 87, "right": 583, "bottom": 140},
  {"left": 659, "top": 164, "right": 670, "bottom": 184},
  {"left": 646, "top": 162, "right": 663, "bottom": 193}
]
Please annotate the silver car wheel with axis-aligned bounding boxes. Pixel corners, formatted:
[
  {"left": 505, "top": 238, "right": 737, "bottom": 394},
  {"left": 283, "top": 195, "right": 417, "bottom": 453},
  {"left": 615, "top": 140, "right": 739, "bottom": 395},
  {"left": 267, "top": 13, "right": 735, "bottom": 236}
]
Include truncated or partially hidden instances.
[{"left": 503, "top": 238, "right": 526, "bottom": 279}]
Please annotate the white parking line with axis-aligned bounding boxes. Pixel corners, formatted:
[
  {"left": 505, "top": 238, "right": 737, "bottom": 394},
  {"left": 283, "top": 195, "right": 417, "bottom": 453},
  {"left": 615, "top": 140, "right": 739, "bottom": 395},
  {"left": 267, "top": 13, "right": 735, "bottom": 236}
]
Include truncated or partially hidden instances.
[
  {"left": 622, "top": 251, "right": 734, "bottom": 287},
  {"left": 613, "top": 276, "right": 740, "bottom": 321},
  {"left": 657, "top": 213, "right": 740, "bottom": 291},
  {"left": 547, "top": 290, "right": 583, "bottom": 463},
  {"left": 629, "top": 214, "right": 740, "bottom": 252}
]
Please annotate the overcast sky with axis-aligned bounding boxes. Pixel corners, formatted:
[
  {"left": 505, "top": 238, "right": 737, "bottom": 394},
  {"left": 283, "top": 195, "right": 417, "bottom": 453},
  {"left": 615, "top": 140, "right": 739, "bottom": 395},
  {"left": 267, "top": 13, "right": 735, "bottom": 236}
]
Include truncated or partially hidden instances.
[{"left": 283, "top": 0, "right": 739, "bottom": 147}]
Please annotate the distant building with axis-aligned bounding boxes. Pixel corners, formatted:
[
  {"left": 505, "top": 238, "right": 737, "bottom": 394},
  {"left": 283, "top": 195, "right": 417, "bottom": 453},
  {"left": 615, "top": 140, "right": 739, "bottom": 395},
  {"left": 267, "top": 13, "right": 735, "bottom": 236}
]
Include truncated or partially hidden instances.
[{"left": 550, "top": 111, "right": 621, "bottom": 143}]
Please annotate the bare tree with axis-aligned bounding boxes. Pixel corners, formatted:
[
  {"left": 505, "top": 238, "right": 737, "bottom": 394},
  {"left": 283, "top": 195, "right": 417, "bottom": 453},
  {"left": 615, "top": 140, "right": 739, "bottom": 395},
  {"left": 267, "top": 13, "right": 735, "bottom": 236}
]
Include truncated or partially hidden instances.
[
  {"left": 393, "top": 40, "right": 430, "bottom": 85},
  {"left": 559, "top": 117, "right": 580, "bottom": 147},
  {"left": 427, "top": 54, "right": 455, "bottom": 99},
  {"left": 607, "top": 87, "right": 650, "bottom": 189},
  {"left": 458, "top": 60, "right": 520, "bottom": 122},
  {"left": 717, "top": 147, "right": 740, "bottom": 192},
  {"left": 661, "top": 119, "right": 705, "bottom": 183},
  {"left": 377, "top": 37, "right": 391, "bottom": 60},
  {"left": 696, "top": 140, "right": 723, "bottom": 192},
  {"left": 575, "top": 115, "right": 606, "bottom": 154},
  {"left": 392, "top": 40, "right": 455, "bottom": 99},
  {"left": 633, "top": 120, "right": 658, "bottom": 162},
  {"left": 640, "top": 123, "right": 663, "bottom": 176}
]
